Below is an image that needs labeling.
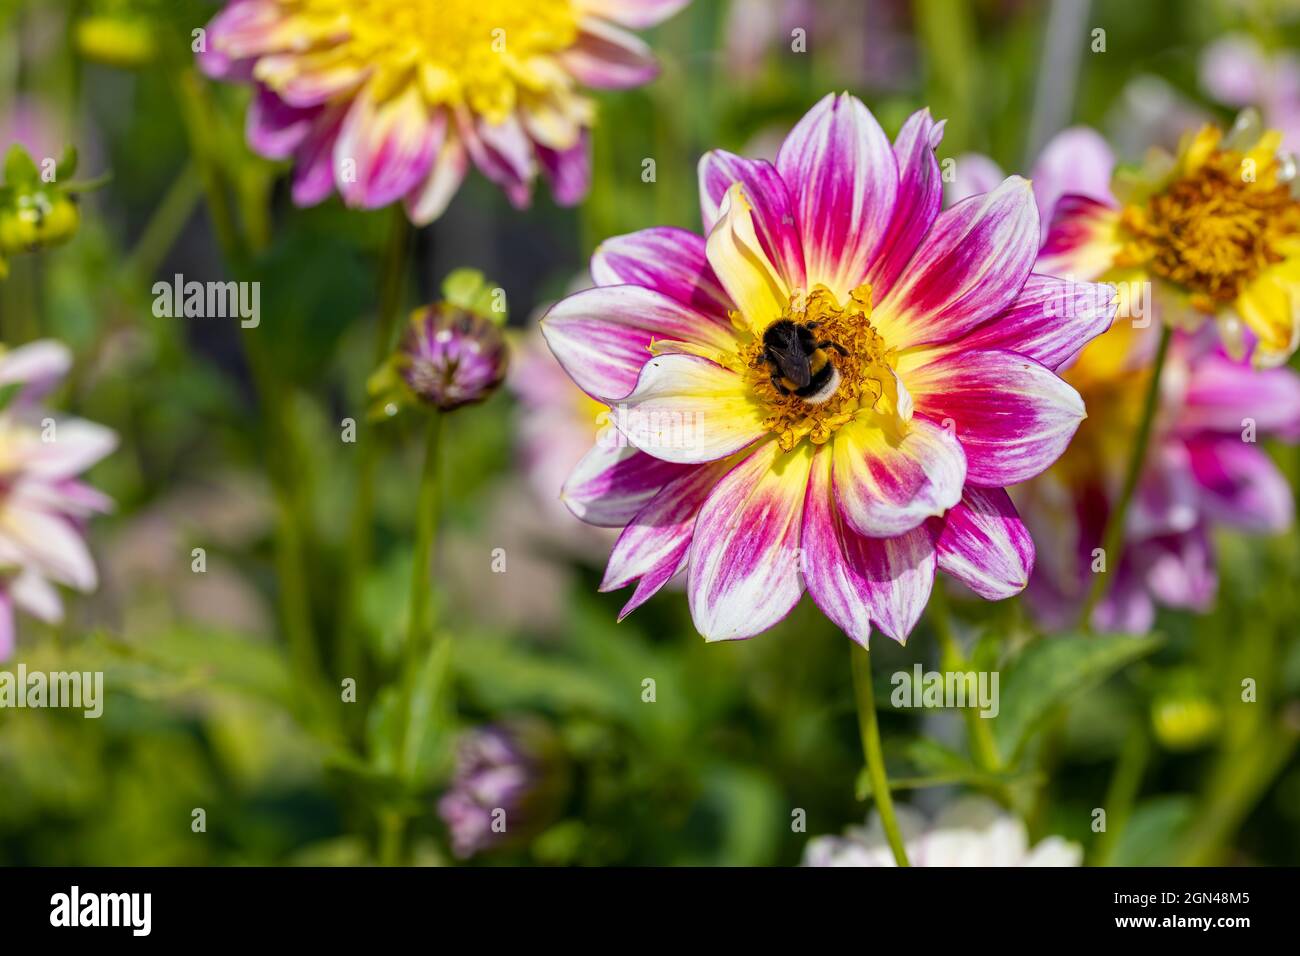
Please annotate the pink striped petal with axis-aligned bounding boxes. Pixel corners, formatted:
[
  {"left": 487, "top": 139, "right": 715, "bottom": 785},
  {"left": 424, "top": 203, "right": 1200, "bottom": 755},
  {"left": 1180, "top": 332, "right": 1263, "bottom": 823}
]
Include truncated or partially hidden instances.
[
  {"left": 1178, "top": 351, "right": 1300, "bottom": 439},
  {"left": 404, "top": 126, "right": 469, "bottom": 224},
  {"left": 537, "top": 129, "right": 591, "bottom": 206},
  {"left": 803, "top": 444, "right": 936, "bottom": 645},
  {"left": 291, "top": 107, "right": 346, "bottom": 206},
  {"left": 560, "top": 18, "right": 659, "bottom": 89},
  {"left": 1030, "top": 126, "right": 1116, "bottom": 241},
  {"left": 1037, "top": 193, "right": 1122, "bottom": 281},
  {"left": 866, "top": 108, "right": 946, "bottom": 299},
  {"left": 578, "top": 0, "right": 690, "bottom": 28},
  {"left": 945, "top": 153, "right": 1005, "bottom": 206},
  {"left": 610, "top": 354, "right": 767, "bottom": 463},
  {"left": 541, "top": 285, "right": 735, "bottom": 402},
  {"left": 953, "top": 274, "right": 1117, "bottom": 371},
  {"left": 198, "top": 0, "right": 284, "bottom": 80},
  {"left": 1186, "top": 435, "right": 1294, "bottom": 532},
  {"left": 933, "top": 487, "right": 1034, "bottom": 600},
  {"left": 875, "top": 177, "right": 1039, "bottom": 350},
  {"left": 333, "top": 85, "right": 438, "bottom": 208},
  {"left": 562, "top": 441, "right": 693, "bottom": 527},
  {"left": 461, "top": 111, "right": 534, "bottom": 207},
  {"left": 831, "top": 414, "right": 967, "bottom": 539},
  {"left": 591, "top": 227, "right": 732, "bottom": 319},
  {"left": 688, "top": 441, "right": 811, "bottom": 641},
  {"left": 775, "top": 93, "right": 899, "bottom": 296},
  {"left": 705, "top": 184, "right": 791, "bottom": 332},
  {"left": 600, "top": 461, "right": 729, "bottom": 619},
  {"left": 247, "top": 87, "right": 318, "bottom": 160},
  {"left": 900, "top": 348, "right": 1085, "bottom": 486},
  {"left": 697, "top": 150, "right": 806, "bottom": 290}
]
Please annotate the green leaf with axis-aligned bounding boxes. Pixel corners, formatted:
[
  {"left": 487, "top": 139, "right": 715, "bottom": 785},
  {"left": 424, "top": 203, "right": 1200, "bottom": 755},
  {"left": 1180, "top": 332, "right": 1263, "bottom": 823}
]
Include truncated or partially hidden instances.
[
  {"left": 56, "top": 144, "right": 78, "bottom": 181},
  {"left": 994, "top": 632, "right": 1162, "bottom": 763},
  {"left": 3, "top": 144, "right": 39, "bottom": 186},
  {"left": 1108, "top": 796, "right": 1195, "bottom": 867}
]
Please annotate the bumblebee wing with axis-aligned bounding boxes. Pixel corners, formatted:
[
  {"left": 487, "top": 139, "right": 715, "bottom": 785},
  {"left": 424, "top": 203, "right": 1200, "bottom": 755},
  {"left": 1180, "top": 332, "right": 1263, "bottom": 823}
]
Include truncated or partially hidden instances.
[{"left": 774, "top": 350, "right": 811, "bottom": 387}]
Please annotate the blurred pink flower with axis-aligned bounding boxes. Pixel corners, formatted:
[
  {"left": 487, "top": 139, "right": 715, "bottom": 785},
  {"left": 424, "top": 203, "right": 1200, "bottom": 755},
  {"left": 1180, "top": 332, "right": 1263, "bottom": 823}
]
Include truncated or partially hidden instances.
[
  {"left": 958, "top": 128, "right": 1300, "bottom": 632},
  {"left": 197, "top": 0, "right": 688, "bottom": 222},
  {"left": 0, "top": 341, "right": 117, "bottom": 658},
  {"left": 1201, "top": 34, "right": 1300, "bottom": 151}
]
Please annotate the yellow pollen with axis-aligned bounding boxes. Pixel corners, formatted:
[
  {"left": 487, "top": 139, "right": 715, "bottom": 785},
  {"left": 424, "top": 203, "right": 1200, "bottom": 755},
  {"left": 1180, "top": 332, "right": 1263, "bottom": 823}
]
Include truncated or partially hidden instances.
[
  {"left": 1116, "top": 145, "right": 1300, "bottom": 312},
  {"left": 274, "top": 0, "right": 580, "bottom": 123},
  {"left": 740, "top": 283, "right": 895, "bottom": 452}
]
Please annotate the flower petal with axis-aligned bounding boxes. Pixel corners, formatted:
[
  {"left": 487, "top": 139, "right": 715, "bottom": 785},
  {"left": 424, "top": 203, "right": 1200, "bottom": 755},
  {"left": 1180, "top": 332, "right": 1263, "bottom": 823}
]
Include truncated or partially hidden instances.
[
  {"left": 578, "top": 0, "right": 689, "bottom": 28},
  {"left": 560, "top": 17, "right": 659, "bottom": 89},
  {"left": 1037, "top": 193, "right": 1123, "bottom": 281},
  {"left": 246, "top": 86, "right": 319, "bottom": 160},
  {"left": 404, "top": 125, "right": 469, "bottom": 224},
  {"left": 933, "top": 486, "right": 1034, "bottom": 600},
  {"left": 945, "top": 153, "right": 1005, "bottom": 206},
  {"left": 1178, "top": 350, "right": 1300, "bottom": 438},
  {"left": 831, "top": 414, "right": 967, "bottom": 539},
  {"left": 952, "top": 274, "right": 1117, "bottom": 371},
  {"left": 541, "top": 285, "right": 736, "bottom": 402},
  {"left": 803, "top": 443, "right": 936, "bottom": 645},
  {"left": 591, "top": 226, "right": 732, "bottom": 320},
  {"left": 290, "top": 107, "right": 346, "bottom": 206},
  {"left": 333, "top": 84, "right": 438, "bottom": 209},
  {"left": 900, "top": 348, "right": 1085, "bottom": 486},
  {"left": 688, "top": 440, "right": 811, "bottom": 641},
  {"left": 698, "top": 150, "right": 806, "bottom": 290},
  {"left": 776, "top": 92, "right": 899, "bottom": 297},
  {"left": 561, "top": 440, "right": 693, "bottom": 527},
  {"left": 867, "top": 108, "right": 945, "bottom": 299},
  {"left": 600, "top": 460, "right": 729, "bottom": 618},
  {"left": 611, "top": 354, "right": 768, "bottom": 463},
  {"left": 1186, "top": 435, "right": 1294, "bottom": 532},
  {"left": 705, "top": 183, "right": 791, "bottom": 332},
  {"left": 875, "top": 177, "right": 1039, "bottom": 351},
  {"left": 1029, "top": 126, "right": 1116, "bottom": 240},
  {"left": 537, "top": 129, "right": 591, "bottom": 206}
]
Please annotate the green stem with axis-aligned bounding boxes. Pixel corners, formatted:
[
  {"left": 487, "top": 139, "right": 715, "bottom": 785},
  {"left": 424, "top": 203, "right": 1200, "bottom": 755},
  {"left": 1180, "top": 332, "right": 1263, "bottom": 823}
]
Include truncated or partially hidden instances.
[
  {"left": 930, "top": 589, "right": 1002, "bottom": 774},
  {"left": 382, "top": 412, "right": 443, "bottom": 865},
  {"left": 1080, "top": 323, "right": 1172, "bottom": 630},
  {"left": 340, "top": 210, "right": 412, "bottom": 702},
  {"left": 850, "top": 643, "right": 910, "bottom": 867},
  {"left": 1092, "top": 722, "right": 1150, "bottom": 866}
]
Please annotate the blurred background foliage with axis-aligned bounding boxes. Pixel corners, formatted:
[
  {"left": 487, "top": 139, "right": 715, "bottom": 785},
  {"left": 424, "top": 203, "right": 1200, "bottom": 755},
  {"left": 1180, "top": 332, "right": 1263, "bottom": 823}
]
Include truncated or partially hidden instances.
[{"left": 1, "top": 0, "right": 1299, "bottom": 866}]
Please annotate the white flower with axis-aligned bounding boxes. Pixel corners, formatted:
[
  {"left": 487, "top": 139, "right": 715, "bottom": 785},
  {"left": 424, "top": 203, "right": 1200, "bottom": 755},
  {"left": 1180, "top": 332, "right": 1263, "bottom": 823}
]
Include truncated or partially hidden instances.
[{"left": 802, "top": 796, "right": 1082, "bottom": 867}]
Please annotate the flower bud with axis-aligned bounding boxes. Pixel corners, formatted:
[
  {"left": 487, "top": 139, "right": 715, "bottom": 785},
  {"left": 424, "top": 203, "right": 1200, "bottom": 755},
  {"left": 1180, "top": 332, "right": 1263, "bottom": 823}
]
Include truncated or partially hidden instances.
[{"left": 395, "top": 302, "right": 508, "bottom": 411}]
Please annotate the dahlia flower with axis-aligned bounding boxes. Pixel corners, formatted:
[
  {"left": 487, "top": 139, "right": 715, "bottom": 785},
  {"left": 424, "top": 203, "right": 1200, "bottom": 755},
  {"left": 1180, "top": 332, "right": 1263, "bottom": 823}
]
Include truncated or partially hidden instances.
[
  {"left": 1027, "top": 114, "right": 1300, "bottom": 367},
  {"left": 541, "top": 93, "right": 1116, "bottom": 643},
  {"left": 0, "top": 340, "right": 117, "bottom": 659},
  {"left": 802, "top": 796, "right": 1082, "bottom": 867},
  {"left": 1014, "top": 322, "right": 1300, "bottom": 633},
  {"left": 197, "top": 0, "right": 689, "bottom": 222},
  {"left": 954, "top": 128, "right": 1300, "bottom": 632},
  {"left": 437, "top": 720, "right": 567, "bottom": 859}
]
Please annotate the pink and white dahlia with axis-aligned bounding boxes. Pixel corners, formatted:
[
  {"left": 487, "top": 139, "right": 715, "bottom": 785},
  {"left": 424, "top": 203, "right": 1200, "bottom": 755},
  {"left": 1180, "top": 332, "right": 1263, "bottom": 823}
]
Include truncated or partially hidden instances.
[
  {"left": 541, "top": 93, "right": 1116, "bottom": 643},
  {"left": 955, "top": 127, "right": 1300, "bottom": 632},
  {"left": 1015, "top": 322, "right": 1300, "bottom": 633},
  {"left": 0, "top": 341, "right": 116, "bottom": 658},
  {"left": 197, "top": 0, "right": 689, "bottom": 222}
]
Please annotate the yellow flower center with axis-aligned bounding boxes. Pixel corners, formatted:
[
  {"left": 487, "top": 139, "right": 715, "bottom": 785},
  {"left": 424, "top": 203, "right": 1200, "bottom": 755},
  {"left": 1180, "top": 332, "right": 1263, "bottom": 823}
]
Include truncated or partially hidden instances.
[
  {"left": 1117, "top": 145, "right": 1300, "bottom": 312},
  {"left": 739, "top": 284, "right": 897, "bottom": 452},
  {"left": 278, "top": 0, "right": 580, "bottom": 123}
]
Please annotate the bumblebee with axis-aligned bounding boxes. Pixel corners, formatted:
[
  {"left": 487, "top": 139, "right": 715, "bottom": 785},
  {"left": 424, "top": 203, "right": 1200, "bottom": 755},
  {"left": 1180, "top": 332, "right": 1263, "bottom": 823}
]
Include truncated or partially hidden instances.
[{"left": 759, "top": 319, "right": 848, "bottom": 404}]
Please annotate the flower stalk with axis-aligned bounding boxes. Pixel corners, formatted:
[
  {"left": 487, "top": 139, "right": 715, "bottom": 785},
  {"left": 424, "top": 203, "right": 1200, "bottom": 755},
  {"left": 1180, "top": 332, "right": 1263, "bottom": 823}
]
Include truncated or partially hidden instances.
[
  {"left": 850, "top": 642, "right": 910, "bottom": 867},
  {"left": 1080, "top": 322, "right": 1173, "bottom": 630}
]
